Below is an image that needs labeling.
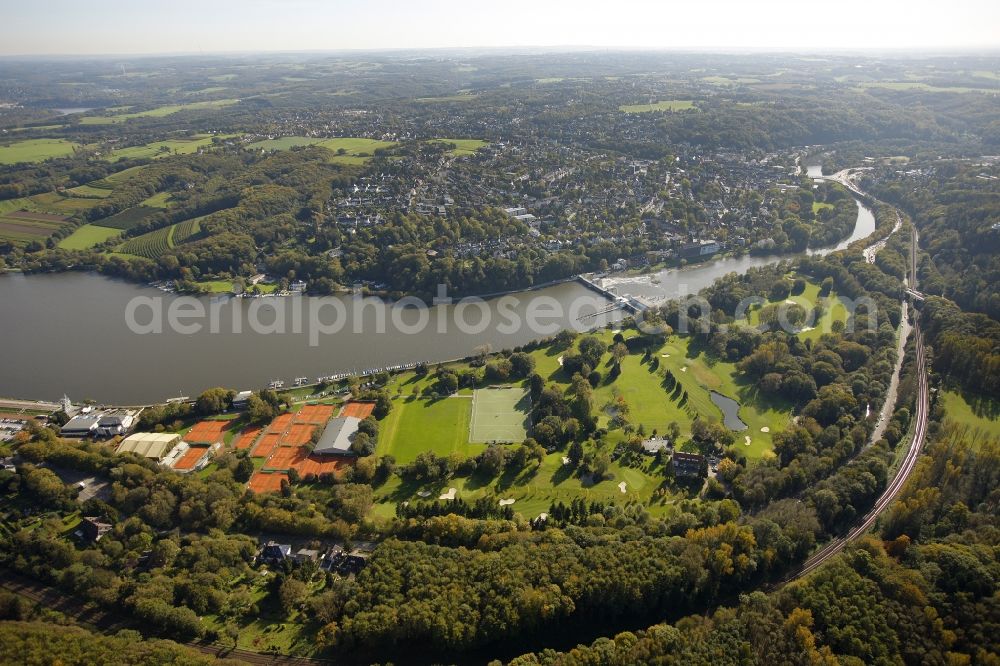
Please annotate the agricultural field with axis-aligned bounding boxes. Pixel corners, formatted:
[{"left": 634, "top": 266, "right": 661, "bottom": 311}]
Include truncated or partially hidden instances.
[
  {"left": 106, "top": 134, "right": 230, "bottom": 162},
  {"left": 79, "top": 99, "right": 240, "bottom": 124},
  {"left": 415, "top": 93, "right": 477, "bottom": 103},
  {"left": 100, "top": 165, "right": 148, "bottom": 185},
  {"left": 0, "top": 138, "right": 80, "bottom": 164},
  {"left": 0, "top": 210, "right": 68, "bottom": 244},
  {"left": 249, "top": 136, "right": 398, "bottom": 165},
  {"left": 28, "top": 192, "right": 101, "bottom": 215},
  {"left": 856, "top": 81, "right": 996, "bottom": 94},
  {"left": 140, "top": 191, "right": 172, "bottom": 208},
  {"left": 115, "top": 213, "right": 205, "bottom": 258},
  {"left": 65, "top": 184, "right": 112, "bottom": 198},
  {"left": 619, "top": 99, "right": 696, "bottom": 113},
  {"left": 57, "top": 224, "right": 120, "bottom": 250},
  {"left": 90, "top": 205, "right": 159, "bottom": 230},
  {"left": 0, "top": 197, "right": 38, "bottom": 216},
  {"left": 430, "top": 138, "right": 488, "bottom": 156}
]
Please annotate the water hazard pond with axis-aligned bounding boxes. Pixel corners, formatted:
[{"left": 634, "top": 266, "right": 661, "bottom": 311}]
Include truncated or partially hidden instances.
[{"left": 710, "top": 391, "right": 748, "bottom": 430}]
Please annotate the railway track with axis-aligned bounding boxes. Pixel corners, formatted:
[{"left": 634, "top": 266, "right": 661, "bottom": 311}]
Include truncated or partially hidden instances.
[{"left": 788, "top": 223, "right": 928, "bottom": 581}]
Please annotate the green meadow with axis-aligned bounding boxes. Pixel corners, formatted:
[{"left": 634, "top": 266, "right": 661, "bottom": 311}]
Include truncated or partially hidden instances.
[
  {"left": 80, "top": 99, "right": 239, "bottom": 124},
  {"left": 939, "top": 390, "right": 1000, "bottom": 443},
  {"left": 0, "top": 138, "right": 80, "bottom": 165},
  {"left": 107, "top": 134, "right": 235, "bottom": 161},
  {"left": 620, "top": 100, "right": 696, "bottom": 113},
  {"left": 249, "top": 136, "right": 398, "bottom": 165},
  {"left": 430, "top": 138, "right": 488, "bottom": 156},
  {"left": 57, "top": 224, "right": 120, "bottom": 250}
]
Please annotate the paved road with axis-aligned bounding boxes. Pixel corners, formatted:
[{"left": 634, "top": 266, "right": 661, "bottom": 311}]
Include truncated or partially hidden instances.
[{"left": 788, "top": 222, "right": 929, "bottom": 582}]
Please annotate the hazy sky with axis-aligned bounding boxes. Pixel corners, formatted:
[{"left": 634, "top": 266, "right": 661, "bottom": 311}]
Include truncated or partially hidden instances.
[{"left": 3, "top": 0, "right": 998, "bottom": 55}]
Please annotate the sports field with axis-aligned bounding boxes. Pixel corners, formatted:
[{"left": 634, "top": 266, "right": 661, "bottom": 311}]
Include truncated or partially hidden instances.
[
  {"left": 234, "top": 426, "right": 263, "bottom": 450},
  {"left": 470, "top": 387, "right": 531, "bottom": 443},
  {"left": 377, "top": 396, "right": 478, "bottom": 463},
  {"left": 340, "top": 402, "right": 374, "bottom": 419},
  {"left": 185, "top": 420, "right": 228, "bottom": 444}
]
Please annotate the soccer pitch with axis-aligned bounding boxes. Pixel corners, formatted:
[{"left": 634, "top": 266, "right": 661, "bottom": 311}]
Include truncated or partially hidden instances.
[{"left": 470, "top": 387, "right": 531, "bottom": 443}]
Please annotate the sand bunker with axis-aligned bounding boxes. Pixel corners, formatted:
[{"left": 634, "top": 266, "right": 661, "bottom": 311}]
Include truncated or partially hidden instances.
[
  {"left": 760, "top": 426, "right": 770, "bottom": 433},
  {"left": 680, "top": 366, "right": 688, "bottom": 372},
  {"left": 745, "top": 435, "right": 752, "bottom": 446},
  {"left": 499, "top": 498, "right": 516, "bottom": 506},
  {"left": 439, "top": 487, "right": 457, "bottom": 500},
  {"left": 618, "top": 481, "right": 627, "bottom": 493},
  {"left": 417, "top": 490, "right": 431, "bottom": 498},
  {"left": 561, "top": 456, "right": 571, "bottom": 465}
]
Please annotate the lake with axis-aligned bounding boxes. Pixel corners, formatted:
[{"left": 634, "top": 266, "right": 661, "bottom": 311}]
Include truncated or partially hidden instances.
[{"left": 0, "top": 274, "right": 624, "bottom": 404}]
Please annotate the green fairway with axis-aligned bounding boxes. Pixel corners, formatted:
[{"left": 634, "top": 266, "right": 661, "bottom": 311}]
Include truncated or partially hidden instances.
[
  {"left": 57, "top": 224, "right": 120, "bottom": 250},
  {"left": 378, "top": 396, "right": 478, "bottom": 463},
  {"left": 812, "top": 201, "right": 834, "bottom": 214},
  {"left": 620, "top": 100, "right": 696, "bottom": 113},
  {"left": 531, "top": 329, "right": 785, "bottom": 458},
  {"left": 939, "top": 390, "right": 1000, "bottom": 443},
  {"left": 372, "top": 450, "right": 674, "bottom": 520},
  {"left": 429, "top": 138, "right": 488, "bottom": 156},
  {"left": 470, "top": 387, "right": 530, "bottom": 442},
  {"left": 0, "top": 138, "right": 80, "bottom": 164},
  {"left": 734, "top": 278, "right": 849, "bottom": 344}
]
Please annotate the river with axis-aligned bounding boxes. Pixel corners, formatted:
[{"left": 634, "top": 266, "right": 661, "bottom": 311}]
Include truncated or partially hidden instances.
[
  {"left": 0, "top": 167, "right": 874, "bottom": 404},
  {"left": 597, "top": 177, "right": 874, "bottom": 302}
]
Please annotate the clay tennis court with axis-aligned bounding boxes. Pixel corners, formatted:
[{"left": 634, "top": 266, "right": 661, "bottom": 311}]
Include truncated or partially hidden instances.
[
  {"left": 267, "top": 444, "right": 307, "bottom": 470},
  {"left": 295, "top": 404, "right": 335, "bottom": 424},
  {"left": 251, "top": 432, "right": 281, "bottom": 458},
  {"left": 234, "top": 426, "right": 262, "bottom": 450},
  {"left": 280, "top": 423, "right": 315, "bottom": 446},
  {"left": 248, "top": 470, "right": 288, "bottom": 494},
  {"left": 172, "top": 445, "right": 210, "bottom": 471},
  {"left": 185, "top": 420, "right": 228, "bottom": 444},
  {"left": 340, "top": 402, "right": 375, "bottom": 419},
  {"left": 294, "top": 455, "right": 349, "bottom": 477},
  {"left": 267, "top": 413, "right": 294, "bottom": 433}
]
